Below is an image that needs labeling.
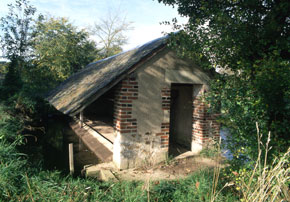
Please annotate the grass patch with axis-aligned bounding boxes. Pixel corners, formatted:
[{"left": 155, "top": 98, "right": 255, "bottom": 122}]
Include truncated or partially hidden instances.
[{"left": 149, "top": 169, "right": 237, "bottom": 202}]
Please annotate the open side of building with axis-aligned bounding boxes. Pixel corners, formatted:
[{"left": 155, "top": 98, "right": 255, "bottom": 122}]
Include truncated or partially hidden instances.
[{"left": 47, "top": 36, "right": 220, "bottom": 170}]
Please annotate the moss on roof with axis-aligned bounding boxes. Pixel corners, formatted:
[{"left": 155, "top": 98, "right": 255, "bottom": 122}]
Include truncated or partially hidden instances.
[{"left": 46, "top": 36, "right": 168, "bottom": 116}]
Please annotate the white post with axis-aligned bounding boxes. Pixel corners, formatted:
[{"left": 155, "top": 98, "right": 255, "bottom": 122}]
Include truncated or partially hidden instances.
[
  {"left": 69, "top": 143, "right": 74, "bottom": 175},
  {"left": 79, "top": 111, "right": 83, "bottom": 128}
]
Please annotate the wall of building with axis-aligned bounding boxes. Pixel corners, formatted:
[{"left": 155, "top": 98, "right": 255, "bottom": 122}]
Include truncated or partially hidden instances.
[
  {"left": 191, "top": 85, "right": 220, "bottom": 153},
  {"left": 113, "top": 47, "right": 219, "bottom": 169}
]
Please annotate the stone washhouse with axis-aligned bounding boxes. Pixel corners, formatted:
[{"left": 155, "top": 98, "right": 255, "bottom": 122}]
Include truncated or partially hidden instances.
[{"left": 47, "top": 36, "right": 220, "bottom": 170}]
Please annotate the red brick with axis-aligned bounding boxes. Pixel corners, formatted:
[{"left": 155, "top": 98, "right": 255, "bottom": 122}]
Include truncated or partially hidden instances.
[
  {"left": 120, "top": 130, "right": 131, "bottom": 133},
  {"left": 128, "top": 89, "right": 138, "bottom": 92},
  {"left": 120, "top": 115, "right": 131, "bottom": 118},
  {"left": 122, "top": 85, "right": 133, "bottom": 88},
  {"left": 127, "top": 119, "right": 137, "bottom": 122},
  {"left": 127, "top": 125, "right": 137, "bottom": 129},
  {"left": 120, "top": 92, "right": 133, "bottom": 96},
  {"left": 120, "top": 100, "right": 132, "bottom": 103}
]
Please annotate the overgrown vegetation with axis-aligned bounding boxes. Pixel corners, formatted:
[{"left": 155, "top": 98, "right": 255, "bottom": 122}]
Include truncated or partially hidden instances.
[
  {"left": 0, "top": 0, "right": 289, "bottom": 201},
  {"left": 31, "top": 16, "right": 98, "bottom": 89},
  {"left": 158, "top": 0, "right": 290, "bottom": 162},
  {"left": 234, "top": 131, "right": 290, "bottom": 201}
]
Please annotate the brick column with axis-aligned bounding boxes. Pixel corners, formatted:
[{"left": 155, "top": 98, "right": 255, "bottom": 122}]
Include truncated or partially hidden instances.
[
  {"left": 192, "top": 85, "right": 220, "bottom": 153},
  {"left": 113, "top": 77, "right": 138, "bottom": 169},
  {"left": 157, "top": 87, "right": 171, "bottom": 150},
  {"left": 113, "top": 78, "right": 138, "bottom": 134}
]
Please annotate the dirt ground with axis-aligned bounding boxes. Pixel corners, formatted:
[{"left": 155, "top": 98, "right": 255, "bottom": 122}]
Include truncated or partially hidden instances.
[
  {"left": 66, "top": 128, "right": 225, "bottom": 181},
  {"left": 117, "top": 152, "right": 224, "bottom": 181},
  {"left": 85, "top": 151, "right": 225, "bottom": 181}
]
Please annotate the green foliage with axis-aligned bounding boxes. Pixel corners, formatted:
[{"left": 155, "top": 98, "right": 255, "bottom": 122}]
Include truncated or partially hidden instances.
[
  {"left": 0, "top": 159, "right": 239, "bottom": 202},
  {"left": 0, "top": 101, "right": 27, "bottom": 200},
  {"left": 1, "top": 1, "right": 98, "bottom": 93},
  {"left": 0, "top": 140, "right": 27, "bottom": 200},
  {"left": 227, "top": 130, "right": 290, "bottom": 202},
  {"left": 0, "top": 0, "right": 36, "bottom": 61},
  {"left": 1, "top": 59, "right": 23, "bottom": 97},
  {"left": 0, "top": 0, "right": 288, "bottom": 201},
  {"left": 158, "top": 0, "right": 290, "bottom": 162},
  {"left": 31, "top": 17, "right": 98, "bottom": 86},
  {"left": 0, "top": 0, "right": 38, "bottom": 96},
  {"left": 0, "top": 61, "right": 8, "bottom": 74},
  {"left": 150, "top": 170, "right": 237, "bottom": 202},
  {"left": 0, "top": 98, "right": 236, "bottom": 201},
  {"left": 207, "top": 57, "right": 290, "bottom": 162},
  {"left": 18, "top": 172, "right": 145, "bottom": 201}
]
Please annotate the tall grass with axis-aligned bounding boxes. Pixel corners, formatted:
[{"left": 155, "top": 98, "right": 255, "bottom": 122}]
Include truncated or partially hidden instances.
[
  {"left": 149, "top": 169, "right": 237, "bottom": 202},
  {"left": 232, "top": 123, "right": 290, "bottom": 202},
  {"left": 198, "top": 122, "right": 290, "bottom": 202},
  {"left": 0, "top": 96, "right": 288, "bottom": 202}
]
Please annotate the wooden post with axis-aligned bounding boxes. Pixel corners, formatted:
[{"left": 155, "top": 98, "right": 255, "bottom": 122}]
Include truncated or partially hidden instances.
[
  {"left": 69, "top": 143, "right": 74, "bottom": 175},
  {"left": 79, "top": 111, "right": 83, "bottom": 128}
]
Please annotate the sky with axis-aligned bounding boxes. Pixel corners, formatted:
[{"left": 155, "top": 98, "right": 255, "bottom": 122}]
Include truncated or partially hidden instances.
[{"left": 0, "top": 0, "right": 186, "bottom": 52}]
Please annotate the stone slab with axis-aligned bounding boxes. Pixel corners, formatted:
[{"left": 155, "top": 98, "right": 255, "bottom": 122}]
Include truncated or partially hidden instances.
[{"left": 70, "top": 121, "right": 113, "bottom": 162}]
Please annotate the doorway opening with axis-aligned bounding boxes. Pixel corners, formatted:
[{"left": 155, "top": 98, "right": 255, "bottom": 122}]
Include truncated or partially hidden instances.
[{"left": 169, "top": 84, "right": 193, "bottom": 156}]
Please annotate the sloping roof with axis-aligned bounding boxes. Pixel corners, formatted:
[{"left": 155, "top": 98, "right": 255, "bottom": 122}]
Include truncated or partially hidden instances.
[{"left": 46, "top": 35, "right": 168, "bottom": 116}]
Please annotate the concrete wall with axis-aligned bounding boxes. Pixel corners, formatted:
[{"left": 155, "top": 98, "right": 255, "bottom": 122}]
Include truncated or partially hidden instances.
[
  {"left": 134, "top": 48, "right": 210, "bottom": 134},
  {"left": 113, "top": 47, "right": 218, "bottom": 169}
]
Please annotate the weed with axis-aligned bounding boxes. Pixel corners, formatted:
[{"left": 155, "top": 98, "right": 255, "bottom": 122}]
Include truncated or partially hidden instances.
[
  {"left": 231, "top": 123, "right": 290, "bottom": 202},
  {"left": 164, "top": 154, "right": 175, "bottom": 166}
]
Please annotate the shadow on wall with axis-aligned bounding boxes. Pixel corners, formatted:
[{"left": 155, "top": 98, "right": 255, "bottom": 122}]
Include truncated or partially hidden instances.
[{"left": 132, "top": 50, "right": 211, "bottom": 158}]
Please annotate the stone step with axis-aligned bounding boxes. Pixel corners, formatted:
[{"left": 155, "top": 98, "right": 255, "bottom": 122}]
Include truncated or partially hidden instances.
[{"left": 85, "top": 162, "right": 118, "bottom": 181}]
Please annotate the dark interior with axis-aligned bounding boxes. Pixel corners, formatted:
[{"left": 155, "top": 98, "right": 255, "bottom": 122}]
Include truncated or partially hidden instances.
[
  {"left": 83, "top": 87, "right": 116, "bottom": 126},
  {"left": 169, "top": 83, "right": 193, "bottom": 156}
]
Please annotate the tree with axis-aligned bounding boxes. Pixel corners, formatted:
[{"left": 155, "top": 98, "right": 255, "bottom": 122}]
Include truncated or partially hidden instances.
[
  {"left": 0, "top": 0, "right": 36, "bottom": 61},
  {"left": 91, "top": 10, "right": 133, "bottom": 59},
  {"left": 158, "top": 0, "right": 290, "bottom": 160},
  {"left": 30, "top": 17, "right": 98, "bottom": 88},
  {"left": 0, "top": 0, "right": 37, "bottom": 96}
]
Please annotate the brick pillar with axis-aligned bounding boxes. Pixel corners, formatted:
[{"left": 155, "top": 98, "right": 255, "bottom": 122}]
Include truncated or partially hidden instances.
[
  {"left": 157, "top": 87, "right": 171, "bottom": 150},
  {"left": 113, "top": 77, "right": 138, "bottom": 169},
  {"left": 113, "top": 78, "right": 138, "bottom": 134},
  {"left": 192, "top": 85, "right": 220, "bottom": 153}
]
